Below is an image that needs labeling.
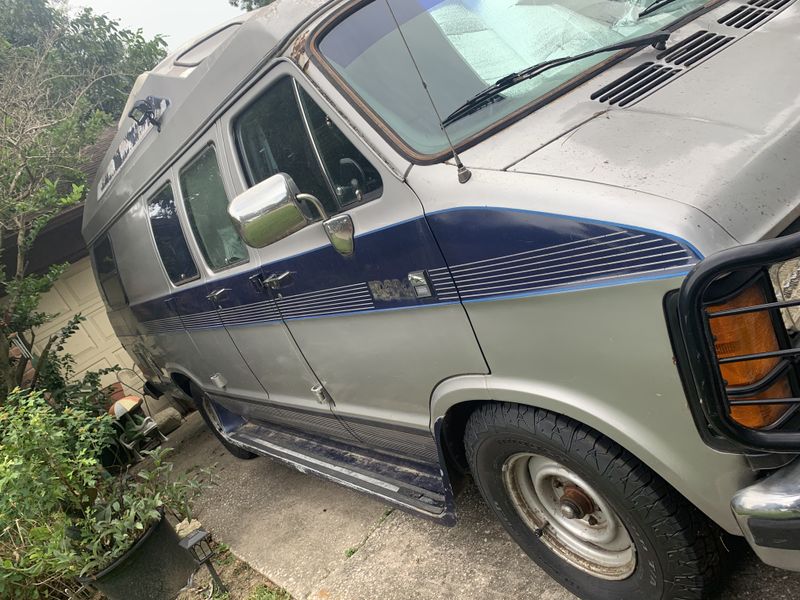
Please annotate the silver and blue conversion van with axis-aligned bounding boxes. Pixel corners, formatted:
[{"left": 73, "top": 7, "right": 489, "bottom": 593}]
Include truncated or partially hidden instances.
[{"left": 83, "top": 1, "right": 800, "bottom": 597}]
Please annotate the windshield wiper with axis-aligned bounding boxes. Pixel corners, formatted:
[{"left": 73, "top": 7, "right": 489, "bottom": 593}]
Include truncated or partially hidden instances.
[
  {"left": 442, "top": 30, "right": 671, "bottom": 127},
  {"left": 639, "top": 0, "right": 683, "bottom": 18}
]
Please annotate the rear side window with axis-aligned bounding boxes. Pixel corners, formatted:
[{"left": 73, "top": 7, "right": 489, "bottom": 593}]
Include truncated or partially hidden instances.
[
  {"left": 91, "top": 235, "right": 127, "bottom": 308},
  {"left": 235, "top": 77, "right": 383, "bottom": 217},
  {"left": 147, "top": 184, "right": 199, "bottom": 285},
  {"left": 179, "top": 145, "right": 248, "bottom": 271}
]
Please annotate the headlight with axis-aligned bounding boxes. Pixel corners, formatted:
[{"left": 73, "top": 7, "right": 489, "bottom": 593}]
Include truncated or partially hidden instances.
[{"left": 771, "top": 259, "right": 800, "bottom": 333}]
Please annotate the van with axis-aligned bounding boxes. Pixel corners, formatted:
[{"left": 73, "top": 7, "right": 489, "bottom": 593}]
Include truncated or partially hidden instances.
[{"left": 83, "top": 1, "right": 800, "bottom": 598}]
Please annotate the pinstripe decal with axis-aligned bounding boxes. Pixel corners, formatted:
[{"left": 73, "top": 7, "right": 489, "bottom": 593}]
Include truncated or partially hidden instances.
[
  {"left": 135, "top": 209, "right": 699, "bottom": 334},
  {"left": 428, "top": 229, "right": 695, "bottom": 301},
  {"left": 277, "top": 282, "right": 375, "bottom": 320}
]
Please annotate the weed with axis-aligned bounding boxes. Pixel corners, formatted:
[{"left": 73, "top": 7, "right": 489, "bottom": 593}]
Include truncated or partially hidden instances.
[
  {"left": 345, "top": 547, "right": 358, "bottom": 558},
  {"left": 247, "top": 585, "right": 292, "bottom": 600}
]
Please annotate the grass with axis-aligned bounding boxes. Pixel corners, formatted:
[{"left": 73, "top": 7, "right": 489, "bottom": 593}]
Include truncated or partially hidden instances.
[
  {"left": 247, "top": 585, "right": 292, "bottom": 600},
  {"left": 343, "top": 508, "right": 394, "bottom": 559},
  {"left": 177, "top": 539, "right": 292, "bottom": 600}
]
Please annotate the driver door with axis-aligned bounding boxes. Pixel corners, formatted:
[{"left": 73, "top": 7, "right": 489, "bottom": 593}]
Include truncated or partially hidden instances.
[{"left": 219, "top": 63, "right": 487, "bottom": 463}]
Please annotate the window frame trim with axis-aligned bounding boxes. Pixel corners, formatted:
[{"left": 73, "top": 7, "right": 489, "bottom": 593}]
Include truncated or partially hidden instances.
[
  {"left": 177, "top": 141, "right": 250, "bottom": 274},
  {"left": 144, "top": 181, "right": 201, "bottom": 287}
]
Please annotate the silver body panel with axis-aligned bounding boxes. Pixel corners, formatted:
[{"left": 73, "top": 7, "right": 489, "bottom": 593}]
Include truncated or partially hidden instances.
[{"left": 82, "top": 0, "right": 800, "bottom": 562}]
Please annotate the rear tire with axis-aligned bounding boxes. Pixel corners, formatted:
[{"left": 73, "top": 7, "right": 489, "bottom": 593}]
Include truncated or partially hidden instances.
[
  {"left": 192, "top": 384, "right": 257, "bottom": 460},
  {"left": 464, "top": 403, "right": 724, "bottom": 600}
]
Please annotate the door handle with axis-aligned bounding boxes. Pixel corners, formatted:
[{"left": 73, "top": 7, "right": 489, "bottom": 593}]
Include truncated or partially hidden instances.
[
  {"left": 263, "top": 271, "right": 293, "bottom": 290},
  {"left": 206, "top": 288, "right": 231, "bottom": 304}
]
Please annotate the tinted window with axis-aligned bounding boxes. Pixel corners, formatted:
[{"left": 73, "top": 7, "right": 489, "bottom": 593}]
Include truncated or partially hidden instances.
[
  {"left": 236, "top": 78, "right": 337, "bottom": 215},
  {"left": 179, "top": 146, "right": 248, "bottom": 271},
  {"left": 235, "top": 78, "right": 383, "bottom": 216},
  {"left": 297, "top": 87, "right": 382, "bottom": 207},
  {"left": 92, "top": 235, "right": 127, "bottom": 308},
  {"left": 147, "top": 184, "right": 199, "bottom": 285}
]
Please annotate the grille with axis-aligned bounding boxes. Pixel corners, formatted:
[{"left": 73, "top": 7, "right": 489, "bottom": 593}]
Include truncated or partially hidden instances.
[
  {"left": 676, "top": 233, "right": 800, "bottom": 452},
  {"left": 718, "top": 5, "right": 773, "bottom": 28},
  {"left": 590, "top": 62, "right": 680, "bottom": 106},
  {"left": 718, "top": 0, "right": 795, "bottom": 28},
  {"left": 749, "top": 0, "right": 793, "bottom": 6},
  {"left": 658, "top": 31, "right": 734, "bottom": 66}
]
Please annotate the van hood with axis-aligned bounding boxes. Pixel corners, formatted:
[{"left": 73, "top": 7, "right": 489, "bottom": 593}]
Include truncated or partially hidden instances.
[{"left": 506, "top": 10, "right": 800, "bottom": 245}]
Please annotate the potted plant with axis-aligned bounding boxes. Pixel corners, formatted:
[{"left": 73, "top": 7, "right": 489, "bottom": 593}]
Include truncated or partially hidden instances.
[{"left": 0, "top": 388, "right": 209, "bottom": 600}]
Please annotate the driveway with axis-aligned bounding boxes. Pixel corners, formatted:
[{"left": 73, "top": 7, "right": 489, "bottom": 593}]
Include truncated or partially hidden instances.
[{"left": 167, "top": 414, "right": 800, "bottom": 600}]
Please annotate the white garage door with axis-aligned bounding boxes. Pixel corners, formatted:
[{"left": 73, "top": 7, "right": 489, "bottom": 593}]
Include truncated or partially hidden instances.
[{"left": 35, "top": 257, "right": 135, "bottom": 388}]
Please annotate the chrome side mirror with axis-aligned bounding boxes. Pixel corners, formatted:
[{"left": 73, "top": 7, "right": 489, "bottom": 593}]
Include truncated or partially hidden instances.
[
  {"left": 228, "top": 173, "right": 310, "bottom": 248},
  {"left": 228, "top": 172, "right": 355, "bottom": 255}
]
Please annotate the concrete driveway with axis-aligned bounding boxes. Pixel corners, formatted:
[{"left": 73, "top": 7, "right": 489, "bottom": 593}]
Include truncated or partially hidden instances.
[{"left": 168, "top": 414, "right": 800, "bottom": 600}]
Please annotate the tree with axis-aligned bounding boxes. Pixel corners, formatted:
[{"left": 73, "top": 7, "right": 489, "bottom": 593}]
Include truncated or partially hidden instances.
[
  {"left": 0, "top": 0, "right": 167, "bottom": 400},
  {"left": 229, "top": 0, "right": 277, "bottom": 10}
]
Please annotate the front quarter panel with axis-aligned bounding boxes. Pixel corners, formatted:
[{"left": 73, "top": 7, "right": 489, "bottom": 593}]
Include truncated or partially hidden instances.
[{"left": 412, "top": 166, "right": 751, "bottom": 533}]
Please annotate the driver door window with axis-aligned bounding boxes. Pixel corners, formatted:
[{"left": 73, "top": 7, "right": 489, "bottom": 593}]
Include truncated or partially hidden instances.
[{"left": 235, "top": 77, "right": 382, "bottom": 218}]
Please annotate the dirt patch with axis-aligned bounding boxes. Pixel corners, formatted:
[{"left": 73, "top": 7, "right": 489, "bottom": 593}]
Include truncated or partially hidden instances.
[{"left": 177, "top": 542, "right": 291, "bottom": 600}]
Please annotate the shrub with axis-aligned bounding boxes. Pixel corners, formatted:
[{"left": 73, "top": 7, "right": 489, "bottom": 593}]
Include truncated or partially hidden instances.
[{"left": 0, "top": 389, "right": 208, "bottom": 599}]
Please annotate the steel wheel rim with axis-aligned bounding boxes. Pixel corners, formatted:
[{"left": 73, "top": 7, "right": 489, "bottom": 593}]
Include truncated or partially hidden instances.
[{"left": 502, "top": 452, "right": 636, "bottom": 580}]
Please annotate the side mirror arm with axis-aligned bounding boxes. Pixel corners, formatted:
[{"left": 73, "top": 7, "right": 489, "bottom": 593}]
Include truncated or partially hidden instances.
[{"left": 296, "top": 193, "right": 329, "bottom": 221}]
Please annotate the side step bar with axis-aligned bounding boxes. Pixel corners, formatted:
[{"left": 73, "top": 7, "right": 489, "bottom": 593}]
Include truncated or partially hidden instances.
[{"left": 228, "top": 422, "right": 456, "bottom": 524}]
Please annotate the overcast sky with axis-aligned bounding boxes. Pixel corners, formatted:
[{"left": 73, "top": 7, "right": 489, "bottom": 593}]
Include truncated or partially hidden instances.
[{"left": 75, "top": 1, "right": 244, "bottom": 50}]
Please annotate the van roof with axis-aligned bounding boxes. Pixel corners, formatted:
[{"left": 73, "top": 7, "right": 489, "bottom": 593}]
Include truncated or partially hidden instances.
[{"left": 82, "top": 0, "right": 333, "bottom": 245}]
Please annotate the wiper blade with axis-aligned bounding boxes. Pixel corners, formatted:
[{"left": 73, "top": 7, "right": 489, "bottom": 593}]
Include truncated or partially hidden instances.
[
  {"left": 442, "top": 30, "right": 671, "bottom": 127},
  {"left": 639, "top": 0, "right": 683, "bottom": 18}
]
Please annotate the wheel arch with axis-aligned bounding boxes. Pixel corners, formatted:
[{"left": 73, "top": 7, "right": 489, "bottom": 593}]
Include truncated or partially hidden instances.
[{"left": 432, "top": 374, "right": 751, "bottom": 535}]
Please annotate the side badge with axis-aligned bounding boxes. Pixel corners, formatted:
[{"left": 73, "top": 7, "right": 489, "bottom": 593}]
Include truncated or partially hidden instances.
[
  {"left": 368, "top": 271, "right": 434, "bottom": 301},
  {"left": 407, "top": 271, "right": 432, "bottom": 298}
]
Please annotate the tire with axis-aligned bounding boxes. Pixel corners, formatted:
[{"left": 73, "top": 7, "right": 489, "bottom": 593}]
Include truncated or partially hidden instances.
[
  {"left": 191, "top": 384, "right": 257, "bottom": 460},
  {"left": 464, "top": 403, "right": 724, "bottom": 600}
]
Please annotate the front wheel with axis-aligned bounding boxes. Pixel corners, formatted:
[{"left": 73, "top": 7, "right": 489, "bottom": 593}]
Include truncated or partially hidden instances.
[{"left": 464, "top": 404, "right": 724, "bottom": 600}]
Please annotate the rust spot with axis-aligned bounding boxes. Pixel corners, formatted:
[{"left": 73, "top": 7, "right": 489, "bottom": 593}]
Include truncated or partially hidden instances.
[{"left": 290, "top": 31, "right": 310, "bottom": 71}]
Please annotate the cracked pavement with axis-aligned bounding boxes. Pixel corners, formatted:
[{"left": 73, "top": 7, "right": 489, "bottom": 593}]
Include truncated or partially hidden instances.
[{"left": 167, "top": 413, "right": 800, "bottom": 599}]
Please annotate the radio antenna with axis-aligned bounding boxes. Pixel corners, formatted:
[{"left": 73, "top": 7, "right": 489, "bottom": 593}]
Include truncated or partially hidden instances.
[{"left": 383, "top": 1, "right": 471, "bottom": 184}]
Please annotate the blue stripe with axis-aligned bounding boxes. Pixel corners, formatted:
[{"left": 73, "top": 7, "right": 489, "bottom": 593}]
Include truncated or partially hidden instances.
[
  {"left": 425, "top": 206, "right": 704, "bottom": 260},
  {"left": 134, "top": 207, "right": 698, "bottom": 333}
]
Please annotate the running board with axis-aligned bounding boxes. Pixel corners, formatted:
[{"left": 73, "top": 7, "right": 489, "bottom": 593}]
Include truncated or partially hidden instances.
[{"left": 228, "top": 422, "right": 456, "bottom": 524}]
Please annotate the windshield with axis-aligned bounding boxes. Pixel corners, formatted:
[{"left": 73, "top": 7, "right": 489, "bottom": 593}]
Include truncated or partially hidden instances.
[{"left": 317, "top": 0, "right": 706, "bottom": 156}]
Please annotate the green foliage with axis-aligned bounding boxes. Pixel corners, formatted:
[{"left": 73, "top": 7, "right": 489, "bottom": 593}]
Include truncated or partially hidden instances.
[
  {"left": 247, "top": 585, "right": 292, "bottom": 600},
  {"left": 0, "top": 4, "right": 176, "bottom": 597},
  {"left": 77, "top": 447, "right": 209, "bottom": 577},
  {"left": 0, "top": 0, "right": 167, "bottom": 402},
  {"left": 229, "top": 0, "right": 278, "bottom": 11},
  {"left": 0, "top": 389, "right": 115, "bottom": 597},
  {"left": 0, "top": 389, "right": 211, "bottom": 599},
  {"left": 0, "top": 0, "right": 167, "bottom": 118}
]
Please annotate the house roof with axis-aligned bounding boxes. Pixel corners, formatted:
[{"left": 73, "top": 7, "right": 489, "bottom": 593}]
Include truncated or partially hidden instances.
[{"left": 1, "top": 125, "right": 118, "bottom": 279}]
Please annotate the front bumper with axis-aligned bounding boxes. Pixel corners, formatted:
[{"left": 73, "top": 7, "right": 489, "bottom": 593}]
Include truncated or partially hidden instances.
[{"left": 732, "top": 457, "right": 800, "bottom": 571}]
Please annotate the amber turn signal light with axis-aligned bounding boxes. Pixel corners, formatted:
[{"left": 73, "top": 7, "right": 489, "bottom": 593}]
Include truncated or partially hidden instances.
[{"left": 707, "top": 284, "right": 791, "bottom": 429}]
